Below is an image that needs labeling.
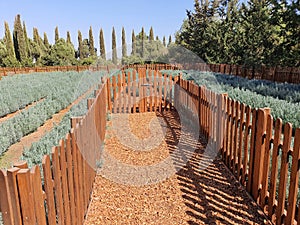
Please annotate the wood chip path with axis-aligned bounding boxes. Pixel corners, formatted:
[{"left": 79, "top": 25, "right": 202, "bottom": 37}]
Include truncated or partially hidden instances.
[{"left": 85, "top": 111, "right": 271, "bottom": 225}]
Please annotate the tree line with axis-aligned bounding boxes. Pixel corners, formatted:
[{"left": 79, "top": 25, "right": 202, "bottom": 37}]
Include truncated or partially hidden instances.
[
  {"left": 0, "top": 14, "right": 173, "bottom": 67},
  {"left": 176, "top": 0, "right": 299, "bottom": 67}
]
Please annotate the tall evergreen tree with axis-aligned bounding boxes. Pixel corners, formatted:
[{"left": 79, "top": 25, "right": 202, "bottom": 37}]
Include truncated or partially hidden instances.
[
  {"left": 55, "top": 26, "right": 59, "bottom": 43},
  {"left": 4, "top": 21, "right": 15, "bottom": 59},
  {"left": 89, "top": 26, "right": 95, "bottom": 56},
  {"left": 168, "top": 35, "right": 172, "bottom": 46},
  {"left": 66, "top": 31, "right": 71, "bottom": 44},
  {"left": 122, "top": 27, "right": 127, "bottom": 58},
  {"left": 13, "top": 14, "right": 27, "bottom": 63},
  {"left": 163, "top": 36, "right": 166, "bottom": 47},
  {"left": 131, "top": 29, "right": 136, "bottom": 55},
  {"left": 43, "top": 32, "right": 50, "bottom": 48},
  {"left": 156, "top": 36, "right": 159, "bottom": 41},
  {"left": 23, "top": 21, "right": 31, "bottom": 59},
  {"left": 112, "top": 27, "right": 117, "bottom": 64},
  {"left": 141, "top": 27, "right": 145, "bottom": 58},
  {"left": 33, "top": 28, "right": 40, "bottom": 44},
  {"left": 239, "top": 0, "right": 276, "bottom": 66},
  {"left": 99, "top": 28, "right": 106, "bottom": 60},
  {"left": 32, "top": 27, "right": 43, "bottom": 62},
  {"left": 78, "top": 30, "right": 83, "bottom": 59},
  {"left": 149, "top": 27, "right": 154, "bottom": 41}
]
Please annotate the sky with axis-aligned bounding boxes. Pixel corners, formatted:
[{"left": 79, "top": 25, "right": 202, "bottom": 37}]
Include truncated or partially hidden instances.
[{"left": 0, "top": 0, "right": 194, "bottom": 56}]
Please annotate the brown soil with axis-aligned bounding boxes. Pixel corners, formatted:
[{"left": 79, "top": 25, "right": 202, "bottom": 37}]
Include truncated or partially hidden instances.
[
  {"left": 84, "top": 111, "right": 271, "bottom": 225},
  {"left": 0, "top": 86, "right": 96, "bottom": 168}
]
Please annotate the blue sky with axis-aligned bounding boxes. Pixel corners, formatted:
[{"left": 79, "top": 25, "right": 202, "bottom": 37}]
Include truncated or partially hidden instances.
[{"left": 0, "top": 0, "right": 194, "bottom": 55}]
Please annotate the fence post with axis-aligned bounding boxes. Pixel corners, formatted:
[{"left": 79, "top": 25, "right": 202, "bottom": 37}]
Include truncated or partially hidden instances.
[
  {"left": 16, "top": 169, "right": 36, "bottom": 225},
  {"left": 251, "top": 108, "right": 271, "bottom": 202},
  {"left": 217, "top": 93, "right": 228, "bottom": 158},
  {"left": 6, "top": 167, "right": 22, "bottom": 224},
  {"left": 71, "top": 117, "right": 83, "bottom": 129},
  {"left": 0, "top": 170, "right": 14, "bottom": 225},
  {"left": 273, "top": 66, "right": 277, "bottom": 82},
  {"left": 87, "top": 99, "right": 95, "bottom": 109}
]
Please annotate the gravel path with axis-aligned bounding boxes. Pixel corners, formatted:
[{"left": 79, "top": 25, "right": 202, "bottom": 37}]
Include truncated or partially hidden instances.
[{"left": 85, "top": 111, "right": 270, "bottom": 225}]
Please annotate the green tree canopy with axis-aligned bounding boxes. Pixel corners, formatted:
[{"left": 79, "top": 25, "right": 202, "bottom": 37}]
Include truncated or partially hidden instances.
[{"left": 41, "top": 38, "right": 76, "bottom": 66}]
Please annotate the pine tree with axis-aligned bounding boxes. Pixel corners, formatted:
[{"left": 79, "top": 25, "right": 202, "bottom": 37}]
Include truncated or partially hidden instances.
[
  {"left": 122, "top": 27, "right": 127, "bottom": 58},
  {"left": 163, "top": 36, "right": 166, "bottom": 47},
  {"left": 131, "top": 29, "right": 136, "bottom": 55},
  {"left": 149, "top": 27, "right": 154, "bottom": 41},
  {"left": 78, "top": 30, "right": 83, "bottom": 59},
  {"left": 13, "top": 14, "right": 27, "bottom": 63},
  {"left": 4, "top": 21, "right": 15, "bottom": 59},
  {"left": 66, "top": 31, "right": 71, "bottom": 44},
  {"left": 89, "top": 26, "right": 95, "bottom": 56},
  {"left": 55, "top": 26, "right": 59, "bottom": 43},
  {"left": 112, "top": 27, "right": 117, "bottom": 64},
  {"left": 99, "top": 28, "right": 106, "bottom": 60},
  {"left": 240, "top": 0, "right": 275, "bottom": 66}
]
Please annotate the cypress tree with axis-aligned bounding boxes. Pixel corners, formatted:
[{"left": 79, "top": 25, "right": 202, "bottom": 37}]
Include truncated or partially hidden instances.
[
  {"left": 66, "top": 31, "right": 71, "bottom": 44},
  {"left": 149, "top": 27, "right": 154, "bottom": 41},
  {"left": 4, "top": 21, "right": 15, "bottom": 59},
  {"left": 112, "top": 27, "right": 117, "bottom": 64},
  {"left": 33, "top": 28, "right": 40, "bottom": 44},
  {"left": 78, "top": 30, "right": 83, "bottom": 59},
  {"left": 13, "top": 14, "right": 27, "bottom": 62},
  {"left": 44, "top": 32, "right": 50, "bottom": 48},
  {"left": 131, "top": 29, "right": 136, "bottom": 55},
  {"left": 89, "top": 26, "right": 95, "bottom": 56},
  {"left": 168, "top": 35, "right": 172, "bottom": 46},
  {"left": 122, "top": 27, "right": 127, "bottom": 58},
  {"left": 163, "top": 36, "right": 166, "bottom": 47},
  {"left": 55, "top": 26, "right": 59, "bottom": 43},
  {"left": 141, "top": 27, "right": 145, "bottom": 58},
  {"left": 23, "top": 21, "right": 31, "bottom": 59},
  {"left": 99, "top": 28, "right": 106, "bottom": 60}
]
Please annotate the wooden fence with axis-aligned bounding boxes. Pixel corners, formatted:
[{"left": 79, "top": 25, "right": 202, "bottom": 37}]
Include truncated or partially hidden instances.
[
  {"left": 0, "top": 65, "right": 121, "bottom": 76},
  {"left": 1, "top": 63, "right": 299, "bottom": 84},
  {"left": 177, "top": 76, "right": 300, "bottom": 225},
  {"left": 1, "top": 66, "right": 300, "bottom": 224},
  {"left": 182, "top": 63, "right": 300, "bottom": 84},
  {"left": 0, "top": 79, "right": 107, "bottom": 225},
  {"left": 0, "top": 64, "right": 179, "bottom": 77},
  {"left": 107, "top": 68, "right": 300, "bottom": 224},
  {"left": 107, "top": 68, "right": 178, "bottom": 113}
]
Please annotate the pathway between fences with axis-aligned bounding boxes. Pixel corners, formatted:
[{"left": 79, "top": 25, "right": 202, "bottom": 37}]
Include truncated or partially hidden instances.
[{"left": 84, "top": 111, "right": 270, "bottom": 225}]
